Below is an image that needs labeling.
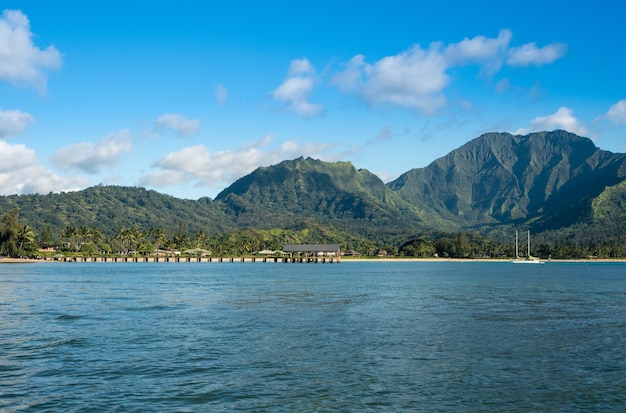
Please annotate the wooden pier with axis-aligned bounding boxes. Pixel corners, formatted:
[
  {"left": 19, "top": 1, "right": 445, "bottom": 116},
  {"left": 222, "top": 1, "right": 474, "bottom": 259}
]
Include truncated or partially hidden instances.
[
  {"left": 44, "top": 256, "right": 339, "bottom": 263},
  {"left": 42, "top": 244, "right": 341, "bottom": 264}
]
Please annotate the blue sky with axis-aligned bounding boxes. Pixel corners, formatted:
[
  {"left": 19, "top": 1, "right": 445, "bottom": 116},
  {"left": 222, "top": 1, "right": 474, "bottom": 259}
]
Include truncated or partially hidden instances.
[{"left": 1, "top": 1, "right": 625, "bottom": 199}]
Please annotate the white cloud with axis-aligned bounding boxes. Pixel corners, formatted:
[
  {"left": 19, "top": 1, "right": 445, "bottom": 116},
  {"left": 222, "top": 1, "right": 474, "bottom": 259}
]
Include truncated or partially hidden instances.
[
  {"left": 0, "top": 140, "right": 88, "bottom": 195},
  {"left": 364, "top": 45, "right": 449, "bottom": 112},
  {"left": 444, "top": 29, "right": 512, "bottom": 74},
  {"left": 333, "top": 30, "right": 566, "bottom": 114},
  {"left": 215, "top": 84, "right": 228, "bottom": 105},
  {"left": 137, "top": 169, "right": 185, "bottom": 188},
  {"left": 0, "top": 108, "right": 34, "bottom": 138},
  {"left": 602, "top": 100, "right": 626, "bottom": 125},
  {"left": 0, "top": 9, "right": 62, "bottom": 91},
  {"left": 20, "top": 173, "right": 88, "bottom": 195},
  {"left": 51, "top": 130, "right": 132, "bottom": 174},
  {"left": 140, "top": 135, "right": 339, "bottom": 192},
  {"left": 507, "top": 42, "right": 567, "bottom": 67},
  {"left": 332, "top": 55, "right": 365, "bottom": 93},
  {"left": 272, "top": 59, "right": 323, "bottom": 118},
  {"left": 154, "top": 113, "right": 200, "bottom": 137},
  {"left": 0, "top": 139, "right": 39, "bottom": 174},
  {"left": 334, "top": 45, "right": 449, "bottom": 113},
  {"left": 513, "top": 107, "right": 589, "bottom": 136},
  {"left": 288, "top": 58, "right": 315, "bottom": 76}
]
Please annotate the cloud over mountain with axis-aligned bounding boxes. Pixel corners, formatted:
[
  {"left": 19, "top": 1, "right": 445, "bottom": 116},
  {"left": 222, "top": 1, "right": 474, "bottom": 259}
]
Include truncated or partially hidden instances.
[
  {"left": 332, "top": 29, "right": 567, "bottom": 114},
  {"left": 51, "top": 130, "right": 133, "bottom": 174},
  {"left": 140, "top": 135, "right": 340, "bottom": 193},
  {"left": 0, "top": 140, "right": 87, "bottom": 195},
  {"left": 514, "top": 107, "right": 588, "bottom": 136},
  {"left": 603, "top": 100, "right": 626, "bottom": 125}
]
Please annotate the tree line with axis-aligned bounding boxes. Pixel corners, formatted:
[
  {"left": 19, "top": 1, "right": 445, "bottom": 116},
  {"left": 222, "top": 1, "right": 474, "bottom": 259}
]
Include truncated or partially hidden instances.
[
  {"left": 396, "top": 233, "right": 625, "bottom": 259},
  {"left": 1, "top": 208, "right": 624, "bottom": 259}
]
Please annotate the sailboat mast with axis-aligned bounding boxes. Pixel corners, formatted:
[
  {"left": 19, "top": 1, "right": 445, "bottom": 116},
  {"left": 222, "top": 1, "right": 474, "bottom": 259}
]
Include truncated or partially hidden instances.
[{"left": 511, "top": 229, "right": 543, "bottom": 263}]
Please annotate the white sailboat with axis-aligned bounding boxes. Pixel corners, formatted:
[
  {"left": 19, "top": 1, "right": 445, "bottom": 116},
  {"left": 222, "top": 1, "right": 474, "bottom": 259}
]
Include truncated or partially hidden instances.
[{"left": 512, "top": 230, "right": 544, "bottom": 264}]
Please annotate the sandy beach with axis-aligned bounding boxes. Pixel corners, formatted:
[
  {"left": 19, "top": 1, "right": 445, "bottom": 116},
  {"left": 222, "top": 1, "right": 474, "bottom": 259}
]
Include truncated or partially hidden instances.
[
  {"left": 0, "top": 257, "right": 45, "bottom": 263},
  {"left": 341, "top": 258, "right": 624, "bottom": 263}
]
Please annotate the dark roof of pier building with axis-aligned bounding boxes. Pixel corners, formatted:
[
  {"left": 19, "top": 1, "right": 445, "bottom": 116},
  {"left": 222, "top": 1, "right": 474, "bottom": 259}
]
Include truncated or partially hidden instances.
[{"left": 282, "top": 244, "right": 340, "bottom": 253}]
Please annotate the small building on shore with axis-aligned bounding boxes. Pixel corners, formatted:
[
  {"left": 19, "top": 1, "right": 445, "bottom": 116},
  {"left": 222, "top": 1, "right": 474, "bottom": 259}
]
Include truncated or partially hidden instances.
[
  {"left": 38, "top": 245, "right": 57, "bottom": 253},
  {"left": 282, "top": 244, "right": 340, "bottom": 258}
]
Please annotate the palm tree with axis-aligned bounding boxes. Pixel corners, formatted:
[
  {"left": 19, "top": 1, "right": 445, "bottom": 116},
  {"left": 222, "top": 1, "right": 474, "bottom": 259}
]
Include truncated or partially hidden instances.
[
  {"left": 78, "top": 226, "right": 91, "bottom": 250},
  {"left": 192, "top": 230, "right": 208, "bottom": 248},
  {"left": 17, "top": 225, "right": 36, "bottom": 251},
  {"left": 149, "top": 227, "right": 167, "bottom": 254},
  {"left": 89, "top": 227, "right": 103, "bottom": 245},
  {"left": 115, "top": 225, "right": 140, "bottom": 254},
  {"left": 62, "top": 226, "right": 79, "bottom": 251},
  {"left": 0, "top": 209, "right": 19, "bottom": 256},
  {"left": 138, "top": 239, "right": 155, "bottom": 256}
]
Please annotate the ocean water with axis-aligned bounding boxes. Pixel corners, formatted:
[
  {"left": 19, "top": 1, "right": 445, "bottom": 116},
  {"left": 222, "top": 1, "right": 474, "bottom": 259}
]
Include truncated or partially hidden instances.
[{"left": 1, "top": 261, "right": 625, "bottom": 412}]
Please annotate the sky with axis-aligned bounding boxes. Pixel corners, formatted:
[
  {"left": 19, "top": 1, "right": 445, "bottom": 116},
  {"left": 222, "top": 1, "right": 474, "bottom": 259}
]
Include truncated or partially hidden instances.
[{"left": 1, "top": 1, "right": 625, "bottom": 199}]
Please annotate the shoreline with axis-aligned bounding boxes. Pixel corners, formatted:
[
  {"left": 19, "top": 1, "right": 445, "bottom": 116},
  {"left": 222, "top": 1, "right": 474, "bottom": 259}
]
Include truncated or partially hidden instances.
[
  {"left": 342, "top": 258, "right": 625, "bottom": 263},
  {"left": 1, "top": 257, "right": 624, "bottom": 264}
]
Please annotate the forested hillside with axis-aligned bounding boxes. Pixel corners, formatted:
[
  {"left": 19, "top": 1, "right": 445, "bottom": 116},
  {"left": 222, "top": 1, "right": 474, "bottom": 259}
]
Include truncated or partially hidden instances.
[
  {"left": 388, "top": 130, "right": 626, "bottom": 242},
  {"left": 0, "top": 186, "right": 233, "bottom": 237},
  {"left": 1, "top": 131, "right": 625, "bottom": 259},
  {"left": 214, "top": 157, "right": 431, "bottom": 237}
]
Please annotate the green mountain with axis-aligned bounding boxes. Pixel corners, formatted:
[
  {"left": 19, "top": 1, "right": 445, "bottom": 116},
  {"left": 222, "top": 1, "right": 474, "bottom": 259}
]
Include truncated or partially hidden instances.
[
  {"left": 214, "top": 156, "right": 426, "bottom": 237},
  {"left": 388, "top": 130, "right": 626, "bottom": 238},
  {"left": 1, "top": 131, "right": 625, "bottom": 246}
]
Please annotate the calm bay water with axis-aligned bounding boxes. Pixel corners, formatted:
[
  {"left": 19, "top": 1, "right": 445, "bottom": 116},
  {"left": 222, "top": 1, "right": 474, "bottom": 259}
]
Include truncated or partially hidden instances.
[{"left": 1, "top": 261, "right": 625, "bottom": 412}]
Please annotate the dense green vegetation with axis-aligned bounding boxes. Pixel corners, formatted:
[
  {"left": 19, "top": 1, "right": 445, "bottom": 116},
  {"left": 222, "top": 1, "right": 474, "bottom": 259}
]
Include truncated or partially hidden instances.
[
  {"left": 0, "top": 209, "right": 37, "bottom": 257},
  {"left": 1, "top": 207, "right": 623, "bottom": 260},
  {"left": 215, "top": 156, "right": 427, "bottom": 233},
  {"left": 1, "top": 131, "right": 625, "bottom": 259},
  {"left": 0, "top": 185, "right": 235, "bottom": 238},
  {"left": 389, "top": 130, "right": 626, "bottom": 233}
]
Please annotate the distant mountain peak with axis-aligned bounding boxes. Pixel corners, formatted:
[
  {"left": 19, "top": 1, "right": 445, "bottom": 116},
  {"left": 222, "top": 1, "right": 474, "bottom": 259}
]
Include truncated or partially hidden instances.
[
  {"left": 214, "top": 156, "right": 423, "bottom": 231},
  {"left": 389, "top": 130, "right": 626, "bottom": 230}
]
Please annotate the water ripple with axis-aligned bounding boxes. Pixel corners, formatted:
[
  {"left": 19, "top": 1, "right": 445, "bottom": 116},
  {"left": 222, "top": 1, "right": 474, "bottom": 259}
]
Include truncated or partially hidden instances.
[{"left": 1, "top": 262, "right": 625, "bottom": 411}]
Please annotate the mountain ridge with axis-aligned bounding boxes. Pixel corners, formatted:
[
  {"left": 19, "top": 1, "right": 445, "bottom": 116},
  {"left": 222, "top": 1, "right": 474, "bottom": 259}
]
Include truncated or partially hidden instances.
[
  {"left": 1, "top": 130, "right": 625, "bottom": 245},
  {"left": 215, "top": 156, "right": 429, "bottom": 236},
  {"left": 388, "top": 130, "right": 626, "bottom": 232}
]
